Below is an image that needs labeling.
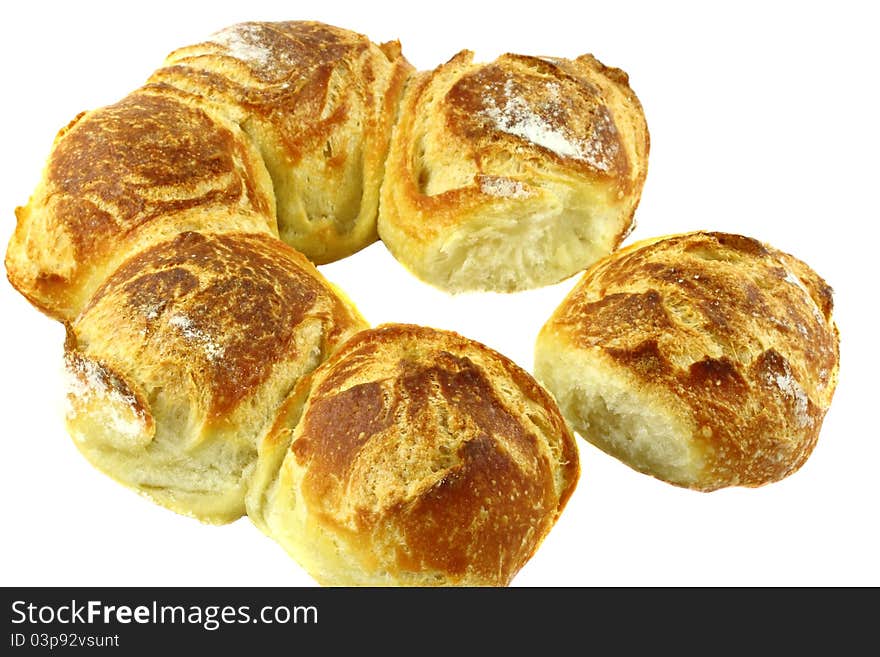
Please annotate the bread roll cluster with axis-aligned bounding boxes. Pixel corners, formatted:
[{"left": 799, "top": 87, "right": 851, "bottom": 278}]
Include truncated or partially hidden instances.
[
  {"left": 5, "top": 20, "right": 839, "bottom": 586},
  {"left": 6, "top": 21, "right": 586, "bottom": 586}
]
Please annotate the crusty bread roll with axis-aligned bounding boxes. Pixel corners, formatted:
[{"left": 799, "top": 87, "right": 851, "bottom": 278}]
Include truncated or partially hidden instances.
[
  {"left": 150, "top": 21, "right": 413, "bottom": 264},
  {"left": 378, "top": 50, "right": 648, "bottom": 292},
  {"left": 248, "top": 324, "right": 579, "bottom": 586},
  {"left": 6, "top": 84, "right": 277, "bottom": 322},
  {"left": 64, "top": 231, "right": 367, "bottom": 523},
  {"left": 534, "top": 232, "right": 839, "bottom": 491}
]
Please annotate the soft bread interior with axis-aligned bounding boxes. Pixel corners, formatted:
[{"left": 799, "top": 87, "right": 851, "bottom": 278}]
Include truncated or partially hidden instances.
[
  {"left": 259, "top": 455, "right": 466, "bottom": 586},
  {"left": 245, "top": 380, "right": 311, "bottom": 534},
  {"left": 64, "top": 314, "right": 343, "bottom": 525},
  {"left": 423, "top": 187, "right": 625, "bottom": 292},
  {"left": 65, "top": 351, "right": 255, "bottom": 523},
  {"left": 247, "top": 382, "right": 391, "bottom": 586},
  {"left": 534, "top": 336, "right": 702, "bottom": 487},
  {"left": 73, "top": 435, "right": 254, "bottom": 524}
]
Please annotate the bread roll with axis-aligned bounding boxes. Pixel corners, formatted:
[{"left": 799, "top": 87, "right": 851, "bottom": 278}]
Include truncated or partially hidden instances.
[
  {"left": 151, "top": 21, "right": 413, "bottom": 264},
  {"left": 378, "top": 50, "right": 648, "bottom": 292},
  {"left": 534, "top": 232, "right": 839, "bottom": 491},
  {"left": 6, "top": 84, "right": 277, "bottom": 322},
  {"left": 64, "top": 231, "right": 367, "bottom": 523},
  {"left": 248, "top": 323, "right": 579, "bottom": 585}
]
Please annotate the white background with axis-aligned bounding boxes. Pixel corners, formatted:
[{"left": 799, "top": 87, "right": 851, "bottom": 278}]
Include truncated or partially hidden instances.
[{"left": 1, "top": 1, "right": 877, "bottom": 587}]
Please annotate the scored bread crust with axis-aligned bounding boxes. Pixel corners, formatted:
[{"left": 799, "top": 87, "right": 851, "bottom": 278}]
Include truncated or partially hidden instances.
[
  {"left": 64, "top": 231, "right": 367, "bottom": 523},
  {"left": 248, "top": 323, "right": 580, "bottom": 586},
  {"left": 535, "top": 232, "right": 839, "bottom": 491},
  {"left": 7, "top": 21, "right": 413, "bottom": 323},
  {"left": 6, "top": 84, "right": 277, "bottom": 322},
  {"left": 378, "top": 50, "right": 649, "bottom": 292},
  {"left": 150, "top": 21, "right": 413, "bottom": 264}
]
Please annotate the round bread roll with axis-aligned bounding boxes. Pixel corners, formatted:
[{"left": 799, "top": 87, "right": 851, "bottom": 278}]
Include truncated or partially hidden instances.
[
  {"left": 6, "top": 84, "right": 277, "bottom": 322},
  {"left": 150, "top": 21, "right": 413, "bottom": 264},
  {"left": 378, "top": 50, "right": 648, "bottom": 293},
  {"left": 64, "top": 231, "right": 367, "bottom": 523},
  {"left": 534, "top": 232, "right": 839, "bottom": 491},
  {"left": 248, "top": 324, "right": 579, "bottom": 586}
]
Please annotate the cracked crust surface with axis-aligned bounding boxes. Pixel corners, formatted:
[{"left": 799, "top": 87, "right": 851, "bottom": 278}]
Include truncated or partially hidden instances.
[
  {"left": 250, "top": 323, "right": 579, "bottom": 585},
  {"left": 536, "top": 231, "right": 839, "bottom": 490}
]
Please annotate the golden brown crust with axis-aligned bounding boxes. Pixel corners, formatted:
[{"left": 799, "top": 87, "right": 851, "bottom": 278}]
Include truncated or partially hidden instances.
[
  {"left": 7, "top": 20, "right": 414, "bottom": 322},
  {"left": 377, "top": 50, "right": 649, "bottom": 292},
  {"left": 538, "top": 231, "right": 840, "bottom": 490},
  {"left": 74, "top": 231, "right": 364, "bottom": 421},
  {"left": 444, "top": 53, "right": 631, "bottom": 186},
  {"left": 64, "top": 230, "right": 367, "bottom": 522},
  {"left": 150, "top": 21, "right": 413, "bottom": 263},
  {"left": 259, "top": 324, "right": 579, "bottom": 585},
  {"left": 47, "top": 88, "right": 272, "bottom": 229},
  {"left": 5, "top": 84, "right": 277, "bottom": 322}
]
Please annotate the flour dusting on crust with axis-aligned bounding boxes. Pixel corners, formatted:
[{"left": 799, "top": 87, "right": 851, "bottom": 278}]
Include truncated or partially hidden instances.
[
  {"left": 209, "top": 23, "right": 272, "bottom": 67},
  {"left": 482, "top": 79, "right": 618, "bottom": 171},
  {"left": 783, "top": 268, "right": 825, "bottom": 324},
  {"left": 765, "top": 361, "right": 813, "bottom": 429},
  {"left": 478, "top": 175, "right": 531, "bottom": 199},
  {"left": 64, "top": 355, "right": 147, "bottom": 441},
  {"left": 168, "top": 314, "right": 225, "bottom": 361}
]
